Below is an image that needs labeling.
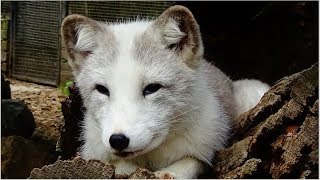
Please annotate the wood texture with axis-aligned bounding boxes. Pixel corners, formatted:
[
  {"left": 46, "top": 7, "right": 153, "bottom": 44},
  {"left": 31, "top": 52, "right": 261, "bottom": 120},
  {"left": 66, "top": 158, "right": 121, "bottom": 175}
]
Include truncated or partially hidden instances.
[
  {"left": 29, "top": 157, "right": 115, "bottom": 179},
  {"left": 213, "top": 63, "right": 318, "bottom": 178},
  {"left": 29, "top": 156, "right": 158, "bottom": 179}
]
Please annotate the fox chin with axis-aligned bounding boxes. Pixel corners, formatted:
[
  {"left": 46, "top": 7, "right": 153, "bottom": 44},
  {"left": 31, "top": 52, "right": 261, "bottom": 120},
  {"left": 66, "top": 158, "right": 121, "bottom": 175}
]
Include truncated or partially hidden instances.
[{"left": 61, "top": 5, "right": 270, "bottom": 179}]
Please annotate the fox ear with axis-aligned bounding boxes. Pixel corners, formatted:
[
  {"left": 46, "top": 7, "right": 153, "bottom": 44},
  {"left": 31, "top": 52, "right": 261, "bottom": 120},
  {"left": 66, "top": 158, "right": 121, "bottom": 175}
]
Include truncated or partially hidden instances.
[
  {"left": 154, "top": 5, "right": 203, "bottom": 68},
  {"left": 61, "top": 14, "right": 100, "bottom": 71}
]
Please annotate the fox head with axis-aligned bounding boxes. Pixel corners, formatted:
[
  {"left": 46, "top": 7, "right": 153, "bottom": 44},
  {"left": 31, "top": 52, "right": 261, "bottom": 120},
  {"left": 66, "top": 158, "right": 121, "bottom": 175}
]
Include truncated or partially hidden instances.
[{"left": 61, "top": 5, "right": 205, "bottom": 159}]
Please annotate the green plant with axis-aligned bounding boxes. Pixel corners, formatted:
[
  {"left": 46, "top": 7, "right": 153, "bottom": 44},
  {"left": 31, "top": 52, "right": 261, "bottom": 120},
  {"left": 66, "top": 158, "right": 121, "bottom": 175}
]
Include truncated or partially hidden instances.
[{"left": 59, "top": 80, "right": 73, "bottom": 96}]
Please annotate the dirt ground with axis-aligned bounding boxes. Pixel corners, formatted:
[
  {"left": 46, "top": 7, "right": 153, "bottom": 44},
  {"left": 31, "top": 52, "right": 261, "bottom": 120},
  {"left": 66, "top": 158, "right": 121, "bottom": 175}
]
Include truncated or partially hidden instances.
[{"left": 8, "top": 78, "right": 67, "bottom": 143}]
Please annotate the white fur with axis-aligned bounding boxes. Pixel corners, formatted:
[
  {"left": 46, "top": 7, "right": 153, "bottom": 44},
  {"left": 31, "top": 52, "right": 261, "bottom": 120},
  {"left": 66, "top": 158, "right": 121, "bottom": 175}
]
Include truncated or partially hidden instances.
[
  {"left": 163, "top": 18, "right": 186, "bottom": 45},
  {"left": 64, "top": 11, "right": 270, "bottom": 179},
  {"left": 233, "top": 79, "right": 270, "bottom": 116},
  {"left": 75, "top": 24, "right": 97, "bottom": 52}
]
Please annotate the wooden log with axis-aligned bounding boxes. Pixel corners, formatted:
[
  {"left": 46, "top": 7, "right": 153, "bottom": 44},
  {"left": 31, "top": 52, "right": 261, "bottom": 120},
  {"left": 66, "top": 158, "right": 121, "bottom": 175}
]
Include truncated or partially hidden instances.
[
  {"left": 29, "top": 157, "right": 115, "bottom": 179},
  {"left": 213, "top": 63, "right": 318, "bottom": 178},
  {"left": 58, "top": 85, "right": 85, "bottom": 160},
  {"left": 29, "top": 156, "right": 158, "bottom": 179}
]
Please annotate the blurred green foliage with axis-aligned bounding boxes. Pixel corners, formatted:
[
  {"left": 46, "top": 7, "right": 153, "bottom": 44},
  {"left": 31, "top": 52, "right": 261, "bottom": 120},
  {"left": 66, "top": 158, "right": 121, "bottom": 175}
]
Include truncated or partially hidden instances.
[{"left": 58, "top": 80, "right": 73, "bottom": 96}]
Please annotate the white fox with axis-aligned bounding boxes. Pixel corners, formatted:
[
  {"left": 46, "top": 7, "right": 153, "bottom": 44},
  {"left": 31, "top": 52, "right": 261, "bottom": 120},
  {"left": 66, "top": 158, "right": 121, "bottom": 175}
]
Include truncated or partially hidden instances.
[{"left": 61, "top": 5, "right": 270, "bottom": 179}]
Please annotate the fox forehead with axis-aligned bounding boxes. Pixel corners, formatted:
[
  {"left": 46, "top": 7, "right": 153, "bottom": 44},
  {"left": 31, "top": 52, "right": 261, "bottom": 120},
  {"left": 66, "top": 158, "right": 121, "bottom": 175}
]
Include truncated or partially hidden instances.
[
  {"left": 106, "top": 20, "right": 170, "bottom": 67},
  {"left": 108, "top": 20, "right": 152, "bottom": 47},
  {"left": 84, "top": 20, "right": 185, "bottom": 86},
  {"left": 106, "top": 21, "right": 152, "bottom": 88}
]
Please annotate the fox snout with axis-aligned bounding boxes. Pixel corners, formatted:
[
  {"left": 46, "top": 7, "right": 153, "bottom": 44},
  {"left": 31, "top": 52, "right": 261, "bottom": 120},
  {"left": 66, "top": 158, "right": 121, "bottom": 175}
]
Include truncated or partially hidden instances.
[{"left": 109, "top": 133, "right": 130, "bottom": 151}]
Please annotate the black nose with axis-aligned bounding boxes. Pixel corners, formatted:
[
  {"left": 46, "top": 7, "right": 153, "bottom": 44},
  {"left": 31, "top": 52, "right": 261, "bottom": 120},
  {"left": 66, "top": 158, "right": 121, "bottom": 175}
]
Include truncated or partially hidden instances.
[{"left": 109, "top": 134, "right": 129, "bottom": 151}]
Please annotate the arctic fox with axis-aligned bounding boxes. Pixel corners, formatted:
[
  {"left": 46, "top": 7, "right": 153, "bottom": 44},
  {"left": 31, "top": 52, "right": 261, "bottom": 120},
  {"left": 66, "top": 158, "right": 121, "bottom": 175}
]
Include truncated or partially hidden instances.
[{"left": 61, "top": 5, "right": 269, "bottom": 179}]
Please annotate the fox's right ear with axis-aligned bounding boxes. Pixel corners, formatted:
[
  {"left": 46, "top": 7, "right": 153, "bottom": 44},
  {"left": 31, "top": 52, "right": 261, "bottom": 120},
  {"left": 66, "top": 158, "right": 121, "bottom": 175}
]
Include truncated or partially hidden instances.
[{"left": 61, "top": 14, "right": 100, "bottom": 71}]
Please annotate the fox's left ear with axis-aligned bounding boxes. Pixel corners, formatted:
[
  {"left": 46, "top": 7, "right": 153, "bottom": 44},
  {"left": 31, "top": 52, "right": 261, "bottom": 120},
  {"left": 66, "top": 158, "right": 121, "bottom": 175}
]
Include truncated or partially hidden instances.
[{"left": 154, "top": 5, "right": 203, "bottom": 68}]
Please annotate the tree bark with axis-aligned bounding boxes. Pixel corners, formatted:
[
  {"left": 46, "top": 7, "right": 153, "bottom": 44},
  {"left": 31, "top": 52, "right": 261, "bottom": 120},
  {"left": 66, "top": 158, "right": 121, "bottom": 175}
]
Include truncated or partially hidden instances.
[
  {"left": 58, "top": 85, "right": 85, "bottom": 159},
  {"left": 213, "top": 63, "right": 318, "bottom": 179},
  {"left": 38, "top": 63, "right": 317, "bottom": 179},
  {"left": 29, "top": 156, "right": 158, "bottom": 179}
]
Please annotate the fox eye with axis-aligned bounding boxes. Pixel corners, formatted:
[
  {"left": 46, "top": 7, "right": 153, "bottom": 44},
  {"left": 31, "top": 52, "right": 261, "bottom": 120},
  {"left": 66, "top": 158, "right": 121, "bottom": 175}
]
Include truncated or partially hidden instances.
[
  {"left": 95, "top": 84, "right": 110, "bottom": 96},
  {"left": 143, "top": 83, "right": 162, "bottom": 96}
]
